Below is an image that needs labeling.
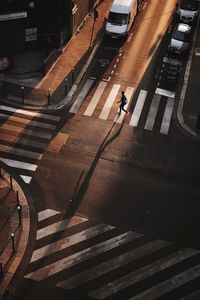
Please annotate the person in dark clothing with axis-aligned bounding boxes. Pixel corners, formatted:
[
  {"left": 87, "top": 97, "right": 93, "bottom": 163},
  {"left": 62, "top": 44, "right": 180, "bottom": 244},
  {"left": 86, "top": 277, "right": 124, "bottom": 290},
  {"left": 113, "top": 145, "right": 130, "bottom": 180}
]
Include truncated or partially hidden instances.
[{"left": 117, "top": 91, "right": 128, "bottom": 114}]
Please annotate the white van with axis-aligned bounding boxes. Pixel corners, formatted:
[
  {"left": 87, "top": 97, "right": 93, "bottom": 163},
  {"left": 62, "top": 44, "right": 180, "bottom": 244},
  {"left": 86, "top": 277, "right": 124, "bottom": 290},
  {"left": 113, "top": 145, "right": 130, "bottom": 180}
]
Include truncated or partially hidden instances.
[
  {"left": 105, "top": 0, "right": 138, "bottom": 38},
  {"left": 176, "top": 0, "right": 199, "bottom": 24}
]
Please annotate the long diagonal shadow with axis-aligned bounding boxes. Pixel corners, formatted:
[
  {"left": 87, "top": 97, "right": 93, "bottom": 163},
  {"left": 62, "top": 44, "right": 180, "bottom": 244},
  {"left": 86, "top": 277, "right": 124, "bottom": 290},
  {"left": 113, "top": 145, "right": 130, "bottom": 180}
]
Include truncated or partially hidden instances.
[{"left": 69, "top": 118, "right": 125, "bottom": 215}]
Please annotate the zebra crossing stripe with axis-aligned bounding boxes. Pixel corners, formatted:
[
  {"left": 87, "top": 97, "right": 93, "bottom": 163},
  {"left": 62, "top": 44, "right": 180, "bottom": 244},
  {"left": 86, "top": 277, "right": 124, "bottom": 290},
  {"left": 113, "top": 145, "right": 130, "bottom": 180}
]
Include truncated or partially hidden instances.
[
  {"left": 1, "top": 124, "right": 53, "bottom": 140},
  {"left": 0, "top": 157, "right": 37, "bottom": 171},
  {"left": 84, "top": 81, "right": 107, "bottom": 116},
  {"left": 25, "top": 231, "right": 141, "bottom": 281},
  {"left": 128, "top": 262, "right": 200, "bottom": 300},
  {"left": 129, "top": 90, "right": 147, "bottom": 127},
  {"left": 31, "top": 224, "right": 115, "bottom": 262},
  {"left": 57, "top": 239, "right": 169, "bottom": 290},
  {"left": 20, "top": 175, "right": 32, "bottom": 184},
  {"left": 38, "top": 209, "right": 60, "bottom": 222},
  {"left": 0, "top": 105, "right": 61, "bottom": 121},
  {"left": 160, "top": 97, "right": 174, "bottom": 134},
  {"left": 89, "top": 247, "right": 199, "bottom": 299},
  {"left": 0, "top": 143, "right": 43, "bottom": 160},
  {"left": 116, "top": 86, "right": 134, "bottom": 124},
  {"left": 144, "top": 94, "right": 161, "bottom": 131},
  {"left": 0, "top": 113, "right": 56, "bottom": 130},
  {"left": 99, "top": 84, "right": 120, "bottom": 119},
  {"left": 69, "top": 79, "right": 94, "bottom": 113},
  {"left": 36, "top": 215, "right": 88, "bottom": 240}
]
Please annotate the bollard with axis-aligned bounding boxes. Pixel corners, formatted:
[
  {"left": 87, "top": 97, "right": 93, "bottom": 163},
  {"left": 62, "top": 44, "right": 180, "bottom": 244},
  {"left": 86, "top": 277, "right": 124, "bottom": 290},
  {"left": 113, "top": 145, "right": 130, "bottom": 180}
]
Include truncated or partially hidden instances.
[
  {"left": 21, "top": 86, "right": 24, "bottom": 104},
  {"left": 72, "top": 68, "right": 75, "bottom": 84},
  {"left": 48, "top": 88, "right": 51, "bottom": 105},
  {"left": 11, "top": 233, "right": 15, "bottom": 254},
  {"left": 64, "top": 78, "right": 68, "bottom": 96},
  {"left": 17, "top": 206, "right": 22, "bottom": 226},
  {"left": 16, "top": 190, "right": 19, "bottom": 206},
  {"left": 10, "top": 175, "right": 13, "bottom": 190}
]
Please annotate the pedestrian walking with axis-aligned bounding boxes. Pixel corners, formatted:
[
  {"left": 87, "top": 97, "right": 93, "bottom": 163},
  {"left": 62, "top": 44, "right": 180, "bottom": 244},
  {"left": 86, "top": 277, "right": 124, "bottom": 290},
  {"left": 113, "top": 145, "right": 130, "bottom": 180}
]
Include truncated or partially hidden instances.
[{"left": 117, "top": 91, "right": 128, "bottom": 114}]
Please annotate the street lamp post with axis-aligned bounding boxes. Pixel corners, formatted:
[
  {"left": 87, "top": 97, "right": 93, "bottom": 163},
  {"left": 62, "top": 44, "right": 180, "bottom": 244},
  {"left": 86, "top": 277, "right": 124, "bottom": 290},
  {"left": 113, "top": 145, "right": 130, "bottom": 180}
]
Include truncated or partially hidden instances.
[{"left": 89, "top": 8, "right": 98, "bottom": 48}]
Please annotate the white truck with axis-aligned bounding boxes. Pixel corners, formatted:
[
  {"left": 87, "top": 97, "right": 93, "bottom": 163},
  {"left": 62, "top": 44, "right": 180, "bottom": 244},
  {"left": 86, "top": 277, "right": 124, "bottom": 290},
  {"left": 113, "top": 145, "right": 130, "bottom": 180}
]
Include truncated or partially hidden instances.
[{"left": 105, "top": 0, "right": 138, "bottom": 38}]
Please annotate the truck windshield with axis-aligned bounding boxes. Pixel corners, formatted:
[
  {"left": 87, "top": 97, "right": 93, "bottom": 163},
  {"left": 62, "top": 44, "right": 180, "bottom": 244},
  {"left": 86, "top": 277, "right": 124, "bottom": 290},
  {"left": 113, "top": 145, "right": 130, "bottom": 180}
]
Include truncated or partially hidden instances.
[
  {"left": 180, "top": 0, "right": 198, "bottom": 11},
  {"left": 108, "top": 12, "right": 128, "bottom": 25}
]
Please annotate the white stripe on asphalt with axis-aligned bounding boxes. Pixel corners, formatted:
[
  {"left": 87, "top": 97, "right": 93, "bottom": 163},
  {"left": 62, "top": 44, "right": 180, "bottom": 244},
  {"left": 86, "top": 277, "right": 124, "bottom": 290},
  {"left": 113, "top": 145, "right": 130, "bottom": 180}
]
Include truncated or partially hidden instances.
[
  {"left": 36, "top": 216, "right": 88, "bottom": 240},
  {"left": 90, "top": 247, "right": 199, "bottom": 299},
  {"left": 155, "top": 87, "right": 175, "bottom": 99},
  {"left": 99, "top": 84, "right": 120, "bottom": 120},
  {"left": 129, "top": 262, "right": 200, "bottom": 300},
  {"left": 38, "top": 209, "right": 60, "bottom": 222},
  {"left": 0, "top": 113, "right": 56, "bottom": 130},
  {"left": 144, "top": 93, "right": 161, "bottom": 131},
  {"left": 20, "top": 175, "right": 32, "bottom": 184},
  {"left": 25, "top": 231, "right": 141, "bottom": 281},
  {"left": 0, "top": 124, "right": 53, "bottom": 140},
  {"left": 116, "top": 87, "right": 134, "bottom": 123},
  {"left": 84, "top": 81, "right": 107, "bottom": 116},
  {"left": 57, "top": 239, "right": 169, "bottom": 290},
  {"left": 31, "top": 224, "right": 115, "bottom": 262},
  {"left": 69, "top": 79, "right": 94, "bottom": 113},
  {"left": 0, "top": 105, "right": 61, "bottom": 121},
  {"left": 0, "top": 144, "right": 43, "bottom": 160},
  {"left": 129, "top": 90, "right": 147, "bottom": 127},
  {"left": 160, "top": 97, "right": 174, "bottom": 134},
  {"left": 0, "top": 157, "right": 37, "bottom": 171}
]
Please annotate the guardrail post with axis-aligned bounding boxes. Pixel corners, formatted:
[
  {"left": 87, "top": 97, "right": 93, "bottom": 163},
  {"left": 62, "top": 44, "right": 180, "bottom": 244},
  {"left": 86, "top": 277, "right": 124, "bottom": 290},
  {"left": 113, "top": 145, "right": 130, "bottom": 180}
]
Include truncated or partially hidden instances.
[
  {"left": 11, "top": 233, "right": 15, "bottom": 254},
  {"left": 10, "top": 175, "right": 13, "bottom": 190},
  {"left": 64, "top": 78, "right": 68, "bottom": 96},
  {"left": 48, "top": 88, "right": 51, "bottom": 105},
  {"left": 21, "top": 86, "right": 24, "bottom": 104}
]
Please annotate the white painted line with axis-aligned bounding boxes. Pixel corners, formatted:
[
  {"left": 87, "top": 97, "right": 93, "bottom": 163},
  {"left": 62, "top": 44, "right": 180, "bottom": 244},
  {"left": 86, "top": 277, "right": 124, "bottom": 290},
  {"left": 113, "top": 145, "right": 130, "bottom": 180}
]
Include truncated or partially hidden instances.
[
  {"left": 25, "top": 231, "right": 141, "bottom": 281},
  {"left": 0, "top": 144, "right": 43, "bottom": 160},
  {"left": 1, "top": 123, "right": 52, "bottom": 140},
  {"left": 160, "top": 97, "right": 174, "bottom": 134},
  {"left": 69, "top": 79, "right": 94, "bottom": 113},
  {"left": 0, "top": 157, "right": 37, "bottom": 171},
  {"left": 128, "top": 262, "right": 200, "bottom": 300},
  {"left": 0, "top": 105, "right": 60, "bottom": 121},
  {"left": 102, "top": 77, "right": 111, "bottom": 82},
  {"left": 99, "top": 84, "right": 120, "bottom": 119},
  {"left": 129, "top": 90, "right": 147, "bottom": 127},
  {"left": 155, "top": 87, "right": 175, "bottom": 99},
  {"left": 38, "top": 209, "right": 60, "bottom": 222},
  {"left": 84, "top": 81, "right": 107, "bottom": 116},
  {"left": 31, "top": 224, "right": 114, "bottom": 262},
  {"left": 116, "top": 87, "right": 134, "bottom": 123},
  {"left": 111, "top": 70, "right": 114, "bottom": 74},
  {"left": 36, "top": 216, "right": 88, "bottom": 240},
  {"left": 57, "top": 239, "right": 168, "bottom": 291},
  {"left": 127, "top": 33, "right": 133, "bottom": 43},
  {"left": 0, "top": 113, "right": 56, "bottom": 130},
  {"left": 20, "top": 175, "right": 32, "bottom": 184},
  {"left": 92, "top": 247, "right": 199, "bottom": 299},
  {"left": 144, "top": 94, "right": 161, "bottom": 131},
  {"left": 89, "top": 77, "right": 96, "bottom": 80}
]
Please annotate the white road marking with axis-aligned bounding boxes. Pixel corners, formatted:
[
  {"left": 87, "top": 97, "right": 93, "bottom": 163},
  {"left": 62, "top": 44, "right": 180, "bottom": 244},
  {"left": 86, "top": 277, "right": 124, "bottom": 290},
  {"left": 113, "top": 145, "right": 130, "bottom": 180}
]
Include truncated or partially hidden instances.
[
  {"left": 129, "top": 262, "right": 200, "bottom": 300},
  {"left": 69, "top": 79, "right": 94, "bottom": 113},
  {"left": 84, "top": 81, "right": 107, "bottom": 116},
  {"left": 129, "top": 90, "right": 147, "bottom": 127},
  {"left": 20, "top": 175, "right": 32, "bottom": 184},
  {"left": 36, "top": 216, "right": 88, "bottom": 240},
  {"left": 90, "top": 247, "right": 199, "bottom": 299},
  {"left": 31, "top": 224, "right": 114, "bottom": 262},
  {"left": 0, "top": 105, "right": 60, "bottom": 121},
  {"left": 160, "top": 97, "right": 174, "bottom": 134},
  {"left": 155, "top": 87, "right": 175, "bottom": 99},
  {"left": 99, "top": 84, "right": 120, "bottom": 119},
  {"left": 38, "top": 209, "right": 60, "bottom": 222},
  {"left": 0, "top": 157, "right": 37, "bottom": 171},
  {"left": 144, "top": 94, "right": 161, "bottom": 131},
  {"left": 57, "top": 239, "right": 168, "bottom": 290},
  {"left": 25, "top": 231, "right": 141, "bottom": 281},
  {"left": 116, "top": 87, "right": 134, "bottom": 123}
]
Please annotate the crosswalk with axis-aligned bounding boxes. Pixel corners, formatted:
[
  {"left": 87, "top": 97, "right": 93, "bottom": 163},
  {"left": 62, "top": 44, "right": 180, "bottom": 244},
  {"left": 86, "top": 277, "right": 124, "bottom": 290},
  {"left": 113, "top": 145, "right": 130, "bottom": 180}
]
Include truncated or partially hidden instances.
[
  {"left": 69, "top": 79, "right": 175, "bottom": 135},
  {"left": 0, "top": 104, "right": 61, "bottom": 184},
  {"left": 24, "top": 209, "right": 200, "bottom": 300}
]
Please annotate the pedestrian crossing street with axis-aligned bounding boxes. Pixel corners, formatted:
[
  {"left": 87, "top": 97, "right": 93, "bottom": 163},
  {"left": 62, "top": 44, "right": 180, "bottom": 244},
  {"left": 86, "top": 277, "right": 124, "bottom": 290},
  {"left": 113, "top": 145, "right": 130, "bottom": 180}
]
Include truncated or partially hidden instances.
[
  {"left": 69, "top": 79, "right": 175, "bottom": 135},
  {"left": 24, "top": 209, "right": 200, "bottom": 300},
  {"left": 0, "top": 104, "right": 61, "bottom": 184}
]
